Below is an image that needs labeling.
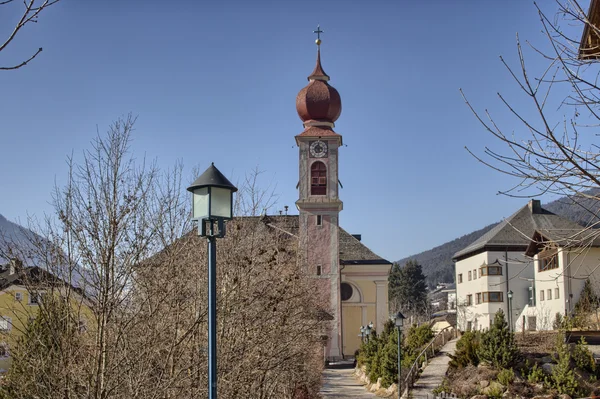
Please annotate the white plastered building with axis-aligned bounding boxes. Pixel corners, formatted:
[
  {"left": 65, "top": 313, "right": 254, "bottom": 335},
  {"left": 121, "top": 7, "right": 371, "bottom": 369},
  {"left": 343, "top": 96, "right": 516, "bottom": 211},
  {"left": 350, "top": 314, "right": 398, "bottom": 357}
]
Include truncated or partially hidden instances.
[
  {"left": 453, "top": 200, "right": 585, "bottom": 332},
  {"left": 519, "top": 229, "right": 600, "bottom": 330}
]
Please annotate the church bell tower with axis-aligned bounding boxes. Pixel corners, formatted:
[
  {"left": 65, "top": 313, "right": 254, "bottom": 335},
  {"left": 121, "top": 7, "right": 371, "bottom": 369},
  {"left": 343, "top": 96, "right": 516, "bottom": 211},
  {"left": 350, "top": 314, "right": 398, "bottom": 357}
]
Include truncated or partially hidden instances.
[{"left": 295, "top": 27, "right": 344, "bottom": 361}]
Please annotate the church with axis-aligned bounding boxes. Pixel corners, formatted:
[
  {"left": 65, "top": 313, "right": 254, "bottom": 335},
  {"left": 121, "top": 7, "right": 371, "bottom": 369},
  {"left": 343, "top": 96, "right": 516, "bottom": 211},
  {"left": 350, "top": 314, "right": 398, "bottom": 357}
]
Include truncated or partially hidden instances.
[{"left": 289, "top": 31, "right": 392, "bottom": 361}]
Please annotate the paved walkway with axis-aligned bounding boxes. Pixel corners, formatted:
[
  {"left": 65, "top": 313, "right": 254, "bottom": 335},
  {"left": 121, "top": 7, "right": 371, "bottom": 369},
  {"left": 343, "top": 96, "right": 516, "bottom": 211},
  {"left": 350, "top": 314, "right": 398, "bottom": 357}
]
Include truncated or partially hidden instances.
[
  {"left": 320, "top": 368, "right": 377, "bottom": 398},
  {"left": 410, "top": 338, "right": 458, "bottom": 399}
]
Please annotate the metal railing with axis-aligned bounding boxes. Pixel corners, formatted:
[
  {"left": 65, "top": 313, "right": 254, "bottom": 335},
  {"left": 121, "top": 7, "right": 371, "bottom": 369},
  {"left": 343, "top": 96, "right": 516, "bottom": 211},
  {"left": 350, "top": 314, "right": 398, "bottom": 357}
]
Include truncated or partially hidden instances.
[
  {"left": 401, "top": 325, "right": 457, "bottom": 399},
  {"left": 412, "top": 393, "right": 458, "bottom": 399}
]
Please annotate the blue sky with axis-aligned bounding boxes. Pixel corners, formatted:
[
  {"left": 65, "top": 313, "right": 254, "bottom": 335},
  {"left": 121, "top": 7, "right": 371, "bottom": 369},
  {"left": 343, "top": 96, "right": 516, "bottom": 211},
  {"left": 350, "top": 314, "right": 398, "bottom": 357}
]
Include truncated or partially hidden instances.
[{"left": 0, "top": 0, "right": 586, "bottom": 262}]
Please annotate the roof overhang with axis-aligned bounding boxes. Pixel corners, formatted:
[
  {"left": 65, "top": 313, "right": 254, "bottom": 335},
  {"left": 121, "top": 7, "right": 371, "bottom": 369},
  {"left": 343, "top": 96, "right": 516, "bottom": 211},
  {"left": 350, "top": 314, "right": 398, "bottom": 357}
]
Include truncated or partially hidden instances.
[
  {"left": 295, "top": 198, "right": 343, "bottom": 212},
  {"left": 525, "top": 230, "right": 547, "bottom": 257},
  {"left": 452, "top": 245, "right": 528, "bottom": 262},
  {"left": 340, "top": 259, "right": 392, "bottom": 266},
  {"left": 579, "top": 0, "right": 600, "bottom": 59},
  {"left": 525, "top": 228, "right": 600, "bottom": 257}
]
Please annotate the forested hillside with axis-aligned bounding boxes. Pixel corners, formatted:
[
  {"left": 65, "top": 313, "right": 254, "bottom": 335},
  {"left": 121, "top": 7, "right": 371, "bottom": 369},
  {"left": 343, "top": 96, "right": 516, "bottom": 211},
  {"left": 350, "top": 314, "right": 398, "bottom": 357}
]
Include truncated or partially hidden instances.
[{"left": 397, "top": 194, "right": 600, "bottom": 288}]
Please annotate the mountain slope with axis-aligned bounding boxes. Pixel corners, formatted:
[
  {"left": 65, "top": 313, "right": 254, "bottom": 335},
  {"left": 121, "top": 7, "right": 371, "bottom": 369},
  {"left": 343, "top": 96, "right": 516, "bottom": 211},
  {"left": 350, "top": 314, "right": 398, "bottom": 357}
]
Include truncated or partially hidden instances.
[
  {"left": 396, "top": 223, "right": 498, "bottom": 288},
  {"left": 0, "top": 214, "right": 35, "bottom": 263},
  {"left": 397, "top": 194, "right": 600, "bottom": 288}
]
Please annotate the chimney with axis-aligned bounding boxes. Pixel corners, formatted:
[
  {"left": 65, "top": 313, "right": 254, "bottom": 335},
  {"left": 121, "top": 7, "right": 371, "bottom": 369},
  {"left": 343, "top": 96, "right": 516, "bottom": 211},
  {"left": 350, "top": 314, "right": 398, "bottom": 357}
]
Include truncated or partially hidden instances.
[
  {"left": 528, "top": 199, "right": 542, "bottom": 214},
  {"left": 352, "top": 234, "right": 362, "bottom": 241}
]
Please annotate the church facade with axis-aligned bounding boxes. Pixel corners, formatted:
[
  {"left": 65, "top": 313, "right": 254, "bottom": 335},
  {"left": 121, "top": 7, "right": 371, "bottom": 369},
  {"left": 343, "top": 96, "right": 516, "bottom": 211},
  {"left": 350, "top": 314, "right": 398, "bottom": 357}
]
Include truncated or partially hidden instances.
[{"left": 293, "top": 35, "right": 392, "bottom": 360}]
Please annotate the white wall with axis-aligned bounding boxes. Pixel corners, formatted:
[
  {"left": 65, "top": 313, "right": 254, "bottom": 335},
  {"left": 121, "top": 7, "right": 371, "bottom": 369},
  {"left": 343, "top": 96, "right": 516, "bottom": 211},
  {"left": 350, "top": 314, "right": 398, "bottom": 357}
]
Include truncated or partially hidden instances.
[
  {"left": 456, "top": 250, "right": 534, "bottom": 331},
  {"left": 529, "top": 247, "right": 600, "bottom": 330},
  {"left": 447, "top": 291, "right": 456, "bottom": 312}
]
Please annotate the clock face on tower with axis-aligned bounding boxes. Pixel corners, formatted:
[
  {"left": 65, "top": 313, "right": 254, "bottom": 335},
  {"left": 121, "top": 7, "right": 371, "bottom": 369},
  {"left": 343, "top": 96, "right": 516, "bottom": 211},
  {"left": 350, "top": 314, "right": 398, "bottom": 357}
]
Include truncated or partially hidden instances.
[{"left": 309, "top": 140, "right": 328, "bottom": 158}]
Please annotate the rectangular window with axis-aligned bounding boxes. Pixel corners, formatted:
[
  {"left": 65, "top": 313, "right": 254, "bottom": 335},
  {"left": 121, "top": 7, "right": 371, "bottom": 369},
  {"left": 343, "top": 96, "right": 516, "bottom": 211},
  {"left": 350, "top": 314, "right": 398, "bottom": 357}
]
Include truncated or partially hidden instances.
[
  {"left": 29, "top": 291, "right": 44, "bottom": 305},
  {"left": 0, "top": 317, "right": 12, "bottom": 332},
  {"left": 467, "top": 321, "right": 472, "bottom": 331},
  {"left": 316, "top": 265, "right": 322, "bottom": 276},
  {"left": 468, "top": 271, "right": 472, "bottom": 281},
  {"left": 476, "top": 293, "right": 482, "bottom": 304},
  {"left": 540, "top": 290, "right": 545, "bottom": 301},
  {"left": 458, "top": 274, "right": 463, "bottom": 284},
  {"left": 473, "top": 269, "right": 477, "bottom": 279},
  {"left": 555, "top": 288, "right": 560, "bottom": 299},
  {"left": 316, "top": 215, "right": 322, "bottom": 226},
  {"left": 538, "top": 251, "right": 559, "bottom": 272},
  {"left": 481, "top": 292, "right": 503, "bottom": 303},
  {"left": 14, "top": 292, "right": 22, "bottom": 302},
  {"left": 467, "top": 294, "right": 473, "bottom": 306},
  {"left": 489, "top": 292, "right": 503, "bottom": 302},
  {"left": 479, "top": 266, "right": 503, "bottom": 276},
  {"left": 547, "top": 289, "right": 552, "bottom": 300},
  {"left": 0, "top": 342, "right": 9, "bottom": 358}
]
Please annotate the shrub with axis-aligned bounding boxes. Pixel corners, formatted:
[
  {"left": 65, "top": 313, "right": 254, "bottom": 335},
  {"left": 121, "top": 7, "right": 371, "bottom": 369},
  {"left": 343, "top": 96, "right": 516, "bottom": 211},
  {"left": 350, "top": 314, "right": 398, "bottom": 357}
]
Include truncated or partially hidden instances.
[
  {"left": 400, "top": 323, "right": 433, "bottom": 370},
  {"left": 575, "top": 279, "right": 599, "bottom": 314},
  {"left": 380, "top": 329, "right": 400, "bottom": 387},
  {"left": 486, "top": 383, "right": 505, "bottom": 399},
  {"left": 404, "top": 323, "right": 433, "bottom": 353},
  {"left": 477, "top": 309, "right": 520, "bottom": 368},
  {"left": 432, "top": 378, "right": 451, "bottom": 396},
  {"left": 357, "top": 334, "right": 379, "bottom": 369},
  {"left": 357, "top": 322, "right": 436, "bottom": 388},
  {"left": 449, "top": 330, "right": 480, "bottom": 368},
  {"left": 369, "top": 348, "right": 382, "bottom": 382},
  {"left": 553, "top": 312, "right": 564, "bottom": 330},
  {"left": 401, "top": 351, "right": 417, "bottom": 369},
  {"left": 497, "top": 368, "right": 515, "bottom": 386},
  {"left": 546, "top": 332, "right": 579, "bottom": 396},
  {"left": 573, "top": 336, "right": 596, "bottom": 373},
  {"left": 527, "top": 362, "right": 544, "bottom": 384}
]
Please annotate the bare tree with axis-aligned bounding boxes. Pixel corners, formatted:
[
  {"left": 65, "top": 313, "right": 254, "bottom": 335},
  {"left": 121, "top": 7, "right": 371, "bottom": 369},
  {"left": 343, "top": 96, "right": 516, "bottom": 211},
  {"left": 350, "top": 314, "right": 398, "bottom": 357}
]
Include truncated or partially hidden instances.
[
  {"left": 0, "top": 116, "right": 327, "bottom": 399},
  {"left": 456, "top": 299, "right": 482, "bottom": 332},
  {"left": 1, "top": 0, "right": 60, "bottom": 70},
  {"left": 235, "top": 165, "right": 279, "bottom": 217},
  {"left": 462, "top": 0, "right": 600, "bottom": 224}
]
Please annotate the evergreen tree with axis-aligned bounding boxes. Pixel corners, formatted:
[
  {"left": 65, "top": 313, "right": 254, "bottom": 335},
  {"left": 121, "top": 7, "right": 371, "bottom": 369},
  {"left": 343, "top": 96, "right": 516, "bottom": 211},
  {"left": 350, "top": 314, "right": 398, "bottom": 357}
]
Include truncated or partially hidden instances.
[
  {"left": 477, "top": 309, "right": 519, "bottom": 369},
  {"left": 380, "top": 329, "right": 399, "bottom": 387},
  {"left": 449, "top": 331, "right": 480, "bottom": 368},
  {"left": 575, "top": 279, "right": 599, "bottom": 314},
  {"left": 548, "top": 332, "right": 579, "bottom": 396},
  {"left": 388, "top": 260, "right": 427, "bottom": 314}
]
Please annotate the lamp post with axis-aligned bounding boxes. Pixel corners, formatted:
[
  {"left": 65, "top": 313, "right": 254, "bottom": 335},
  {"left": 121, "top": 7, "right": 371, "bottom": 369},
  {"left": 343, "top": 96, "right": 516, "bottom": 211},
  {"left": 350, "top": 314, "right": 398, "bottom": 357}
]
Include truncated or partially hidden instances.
[
  {"left": 365, "top": 321, "right": 374, "bottom": 343},
  {"left": 395, "top": 312, "right": 406, "bottom": 399},
  {"left": 187, "top": 163, "right": 237, "bottom": 399},
  {"left": 360, "top": 326, "right": 365, "bottom": 343},
  {"left": 507, "top": 290, "right": 513, "bottom": 332}
]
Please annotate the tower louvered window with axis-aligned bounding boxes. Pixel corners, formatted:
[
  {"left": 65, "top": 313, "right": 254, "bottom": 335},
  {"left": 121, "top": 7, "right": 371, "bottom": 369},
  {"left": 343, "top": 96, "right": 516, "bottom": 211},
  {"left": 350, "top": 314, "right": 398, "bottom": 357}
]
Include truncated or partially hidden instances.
[{"left": 311, "top": 161, "right": 327, "bottom": 195}]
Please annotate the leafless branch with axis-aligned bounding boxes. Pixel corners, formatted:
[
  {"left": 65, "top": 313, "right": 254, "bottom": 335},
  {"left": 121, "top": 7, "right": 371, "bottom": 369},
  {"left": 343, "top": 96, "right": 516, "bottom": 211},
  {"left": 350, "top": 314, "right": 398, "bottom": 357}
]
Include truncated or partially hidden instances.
[{"left": 0, "top": 0, "right": 60, "bottom": 70}]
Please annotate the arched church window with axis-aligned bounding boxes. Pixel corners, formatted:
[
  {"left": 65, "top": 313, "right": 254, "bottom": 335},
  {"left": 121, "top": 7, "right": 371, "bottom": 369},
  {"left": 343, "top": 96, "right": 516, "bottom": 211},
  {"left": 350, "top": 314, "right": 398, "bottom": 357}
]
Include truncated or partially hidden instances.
[
  {"left": 340, "top": 283, "right": 353, "bottom": 301},
  {"left": 311, "top": 161, "right": 327, "bottom": 195}
]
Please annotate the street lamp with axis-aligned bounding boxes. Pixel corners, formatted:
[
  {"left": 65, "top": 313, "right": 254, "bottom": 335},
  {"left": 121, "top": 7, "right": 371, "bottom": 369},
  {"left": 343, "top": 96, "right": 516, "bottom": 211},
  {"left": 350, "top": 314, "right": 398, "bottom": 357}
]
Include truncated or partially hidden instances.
[
  {"left": 360, "top": 325, "right": 365, "bottom": 343},
  {"left": 395, "top": 312, "right": 406, "bottom": 399},
  {"left": 187, "top": 163, "right": 238, "bottom": 399},
  {"left": 365, "top": 321, "right": 374, "bottom": 342},
  {"left": 507, "top": 290, "right": 513, "bottom": 332}
]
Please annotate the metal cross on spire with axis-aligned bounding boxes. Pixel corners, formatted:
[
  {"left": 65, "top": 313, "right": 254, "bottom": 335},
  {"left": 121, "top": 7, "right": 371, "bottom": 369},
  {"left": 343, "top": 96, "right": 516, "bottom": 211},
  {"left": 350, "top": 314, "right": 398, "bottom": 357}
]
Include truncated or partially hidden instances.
[{"left": 313, "top": 24, "right": 323, "bottom": 45}]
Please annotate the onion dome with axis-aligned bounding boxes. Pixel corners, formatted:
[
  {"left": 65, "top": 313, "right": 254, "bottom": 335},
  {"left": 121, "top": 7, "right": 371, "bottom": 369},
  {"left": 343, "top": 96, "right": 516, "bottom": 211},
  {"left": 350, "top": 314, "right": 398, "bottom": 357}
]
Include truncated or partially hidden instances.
[{"left": 296, "top": 47, "right": 342, "bottom": 126}]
